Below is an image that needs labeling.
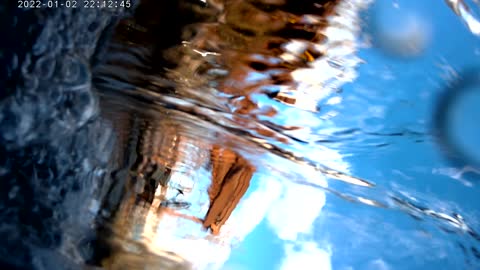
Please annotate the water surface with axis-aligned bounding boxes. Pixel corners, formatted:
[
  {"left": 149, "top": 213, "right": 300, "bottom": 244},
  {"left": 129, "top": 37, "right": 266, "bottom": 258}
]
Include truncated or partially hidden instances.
[{"left": 1, "top": 0, "right": 480, "bottom": 269}]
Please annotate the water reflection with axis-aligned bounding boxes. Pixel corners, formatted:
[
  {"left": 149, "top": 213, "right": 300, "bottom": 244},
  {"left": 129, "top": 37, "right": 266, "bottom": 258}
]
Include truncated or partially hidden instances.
[
  {"left": 445, "top": 0, "right": 480, "bottom": 35},
  {"left": 2, "top": 0, "right": 480, "bottom": 269},
  {"left": 91, "top": 1, "right": 370, "bottom": 268},
  {"left": 90, "top": 0, "right": 480, "bottom": 269},
  {"left": 89, "top": 1, "right": 477, "bottom": 269}
]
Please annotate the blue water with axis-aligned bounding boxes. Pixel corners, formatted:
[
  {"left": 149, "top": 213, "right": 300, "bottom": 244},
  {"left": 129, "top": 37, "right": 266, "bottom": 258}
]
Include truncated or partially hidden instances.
[
  {"left": 223, "top": 1, "right": 480, "bottom": 269},
  {"left": 1, "top": 1, "right": 479, "bottom": 269}
]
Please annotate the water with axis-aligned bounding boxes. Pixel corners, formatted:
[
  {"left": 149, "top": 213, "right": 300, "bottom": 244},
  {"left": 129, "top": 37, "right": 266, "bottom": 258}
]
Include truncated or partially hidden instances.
[{"left": 1, "top": 0, "right": 480, "bottom": 269}]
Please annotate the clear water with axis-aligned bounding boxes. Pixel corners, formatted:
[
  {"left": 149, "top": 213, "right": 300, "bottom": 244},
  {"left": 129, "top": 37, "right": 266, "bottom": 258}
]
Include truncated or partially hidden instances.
[{"left": 1, "top": 0, "right": 480, "bottom": 269}]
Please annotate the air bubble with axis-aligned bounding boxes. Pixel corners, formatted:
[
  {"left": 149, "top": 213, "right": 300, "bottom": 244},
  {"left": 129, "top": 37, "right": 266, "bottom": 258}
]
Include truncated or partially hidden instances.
[
  {"left": 35, "top": 54, "right": 56, "bottom": 79},
  {"left": 59, "top": 55, "right": 91, "bottom": 90}
]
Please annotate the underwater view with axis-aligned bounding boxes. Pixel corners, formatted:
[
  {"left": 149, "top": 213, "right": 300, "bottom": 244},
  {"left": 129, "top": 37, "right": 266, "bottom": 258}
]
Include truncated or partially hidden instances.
[{"left": 1, "top": 0, "right": 480, "bottom": 269}]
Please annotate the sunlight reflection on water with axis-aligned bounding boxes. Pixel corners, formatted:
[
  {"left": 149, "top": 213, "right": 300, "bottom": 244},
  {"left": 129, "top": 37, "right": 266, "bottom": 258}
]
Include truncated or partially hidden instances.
[{"left": 1, "top": 0, "right": 480, "bottom": 269}]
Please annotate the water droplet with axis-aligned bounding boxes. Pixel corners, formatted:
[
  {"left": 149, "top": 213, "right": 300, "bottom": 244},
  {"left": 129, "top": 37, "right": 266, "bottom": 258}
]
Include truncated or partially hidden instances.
[
  {"left": 57, "top": 90, "right": 97, "bottom": 129},
  {"left": 35, "top": 54, "right": 56, "bottom": 79},
  {"left": 370, "top": 1, "right": 431, "bottom": 57},
  {"left": 21, "top": 54, "right": 32, "bottom": 76},
  {"left": 0, "top": 101, "right": 34, "bottom": 145},
  {"left": 434, "top": 69, "right": 480, "bottom": 168},
  {"left": 444, "top": 87, "right": 480, "bottom": 165},
  {"left": 48, "top": 33, "right": 63, "bottom": 55},
  {"left": 59, "top": 55, "right": 91, "bottom": 90},
  {"left": 23, "top": 76, "right": 39, "bottom": 93},
  {"left": 33, "top": 28, "right": 51, "bottom": 56}
]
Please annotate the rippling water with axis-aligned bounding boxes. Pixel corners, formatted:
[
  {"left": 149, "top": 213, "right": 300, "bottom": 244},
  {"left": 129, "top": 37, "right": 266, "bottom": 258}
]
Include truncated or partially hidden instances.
[{"left": 1, "top": 0, "right": 480, "bottom": 269}]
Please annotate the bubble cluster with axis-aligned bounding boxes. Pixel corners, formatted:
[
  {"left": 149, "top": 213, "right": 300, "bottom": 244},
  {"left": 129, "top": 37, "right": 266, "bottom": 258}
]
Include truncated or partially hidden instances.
[{"left": 0, "top": 5, "right": 134, "bottom": 269}]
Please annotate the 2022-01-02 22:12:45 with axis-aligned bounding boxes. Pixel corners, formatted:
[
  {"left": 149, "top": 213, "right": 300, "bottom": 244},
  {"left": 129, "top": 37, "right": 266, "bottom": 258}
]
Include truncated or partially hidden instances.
[{"left": 17, "top": 0, "right": 132, "bottom": 8}]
